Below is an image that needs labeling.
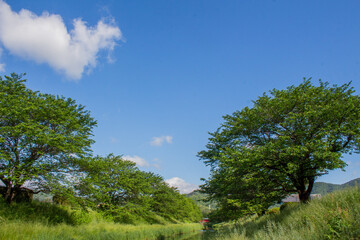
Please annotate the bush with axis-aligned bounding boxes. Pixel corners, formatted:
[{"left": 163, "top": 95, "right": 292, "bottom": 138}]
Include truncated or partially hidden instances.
[
  {"left": 267, "top": 207, "right": 280, "bottom": 215},
  {"left": 0, "top": 199, "right": 99, "bottom": 226}
]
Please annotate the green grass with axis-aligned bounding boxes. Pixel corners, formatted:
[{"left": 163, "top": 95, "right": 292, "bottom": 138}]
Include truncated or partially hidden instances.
[
  {"left": 0, "top": 221, "right": 202, "bottom": 240},
  {"left": 0, "top": 199, "right": 202, "bottom": 240},
  {"left": 210, "top": 186, "right": 360, "bottom": 240},
  {"left": 0, "top": 200, "right": 97, "bottom": 225}
]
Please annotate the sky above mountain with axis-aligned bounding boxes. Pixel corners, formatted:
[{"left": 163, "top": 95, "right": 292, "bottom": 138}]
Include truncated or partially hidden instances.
[{"left": 1, "top": 0, "right": 360, "bottom": 193}]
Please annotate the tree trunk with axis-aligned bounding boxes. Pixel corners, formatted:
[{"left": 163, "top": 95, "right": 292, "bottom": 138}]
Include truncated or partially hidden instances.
[
  {"left": 298, "top": 189, "right": 311, "bottom": 203},
  {"left": 298, "top": 177, "right": 315, "bottom": 203},
  {"left": 4, "top": 185, "right": 15, "bottom": 204}
]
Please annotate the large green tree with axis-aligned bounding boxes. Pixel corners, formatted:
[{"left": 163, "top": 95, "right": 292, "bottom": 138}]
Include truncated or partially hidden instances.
[
  {"left": 199, "top": 79, "right": 360, "bottom": 216},
  {"left": 0, "top": 73, "right": 97, "bottom": 203}
]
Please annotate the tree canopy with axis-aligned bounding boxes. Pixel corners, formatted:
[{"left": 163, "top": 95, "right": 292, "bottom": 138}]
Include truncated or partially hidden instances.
[
  {"left": 199, "top": 79, "right": 360, "bottom": 219},
  {"left": 0, "top": 73, "right": 97, "bottom": 203}
]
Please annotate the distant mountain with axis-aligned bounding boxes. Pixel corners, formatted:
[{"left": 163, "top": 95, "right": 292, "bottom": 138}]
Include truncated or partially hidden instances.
[{"left": 312, "top": 178, "right": 360, "bottom": 196}]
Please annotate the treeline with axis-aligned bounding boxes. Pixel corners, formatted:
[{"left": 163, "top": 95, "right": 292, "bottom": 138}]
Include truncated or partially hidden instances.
[
  {"left": 69, "top": 154, "right": 202, "bottom": 224},
  {"left": 0, "top": 73, "right": 201, "bottom": 224}
]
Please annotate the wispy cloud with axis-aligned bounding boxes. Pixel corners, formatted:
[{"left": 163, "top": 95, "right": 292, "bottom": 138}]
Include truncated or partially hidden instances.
[
  {"left": 151, "top": 158, "right": 161, "bottom": 169},
  {"left": 165, "top": 177, "right": 198, "bottom": 194},
  {"left": 0, "top": 0, "right": 121, "bottom": 80},
  {"left": 150, "top": 135, "right": 173, "bottom": 146},
  {"left": 123, "top": 155, "right": 162, "bottom": 169},
  {"left": 123, "top": 155, "right": 150, "bottom": 167}
]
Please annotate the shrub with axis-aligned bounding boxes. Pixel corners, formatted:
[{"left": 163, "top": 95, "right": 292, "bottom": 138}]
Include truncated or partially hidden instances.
[{"left": 267, "top": 207, "right": 280, "bottom": 215}]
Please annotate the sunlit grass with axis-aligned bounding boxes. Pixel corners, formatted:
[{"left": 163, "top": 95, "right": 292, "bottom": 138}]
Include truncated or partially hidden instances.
[
  {"left": 211, "top": 186, "right": 360, "bottom": 240},
  {"left": 0, "top": 221, "right": 202, "bottom": 240},
  {"left": 0, "top": 198, "right": 202, "bottom": 240}
]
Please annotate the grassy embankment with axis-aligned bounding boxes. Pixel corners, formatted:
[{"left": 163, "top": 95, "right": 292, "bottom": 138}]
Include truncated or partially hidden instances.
[
  {"left": 210, "top": 186, "right": 360, "bottom": 240},
  {"left": 0, "top": 199, "right": 202, "bottom": 240}
]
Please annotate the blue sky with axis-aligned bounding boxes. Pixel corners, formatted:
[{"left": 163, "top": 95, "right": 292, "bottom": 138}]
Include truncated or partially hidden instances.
[{"left": 1, "top": 0, "right": 360, "bottom": 193}]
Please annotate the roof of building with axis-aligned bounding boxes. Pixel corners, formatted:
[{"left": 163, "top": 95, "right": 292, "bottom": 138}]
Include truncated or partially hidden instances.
[{"left": 282, "top": 194, "right": 321, "bottom": 203}]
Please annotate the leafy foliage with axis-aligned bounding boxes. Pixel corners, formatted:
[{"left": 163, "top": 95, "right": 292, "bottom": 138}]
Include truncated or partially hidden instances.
[
  {"left": 78, "top": 154, "right": 157, "bottom": 207},
  {"left": 0, "top": 73, "right": 97, "bottom": 203},
  {"left": 199, "top": 79, "right": 360, "bottom": 220},
  {"left": 150, "top": 180, "right": 202, "bottom": 222},
  {"left": 76, "top": 154, "right": 202, "bottom": 224}
]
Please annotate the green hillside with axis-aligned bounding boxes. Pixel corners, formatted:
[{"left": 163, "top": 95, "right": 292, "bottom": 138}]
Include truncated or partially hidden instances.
[{"left": 312, "top": 178, "right": 360, "bottom": 195}]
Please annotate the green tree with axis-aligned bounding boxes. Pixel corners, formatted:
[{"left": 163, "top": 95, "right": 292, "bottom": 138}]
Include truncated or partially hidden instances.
[
  {"left": 199, "top": 79, "right": 360, "bottom": 216},
  {"left": 77, "top": 154, "right": 202, "bottom": 223},
  {"left": 0, "top": 73, "right": 97, "bottom": 204},
  {"left": 77, "top": 154, "right": 161, "bottom": 207},
  {"left": 150, "top": 182, "right": 202, "bottom": 222}
]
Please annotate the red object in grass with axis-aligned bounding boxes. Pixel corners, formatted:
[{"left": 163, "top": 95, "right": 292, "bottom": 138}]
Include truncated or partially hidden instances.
[{"left": 201, "top": 218, "right": 210, "bottom": 223}]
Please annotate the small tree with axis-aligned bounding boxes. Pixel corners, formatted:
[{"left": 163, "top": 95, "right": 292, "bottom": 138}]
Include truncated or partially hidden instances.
[
  {"left": 199, "top": 79, "right": 360, "bottom": 214},
  {"left": 0, "top": 73, "right": 97, "bottom": 203}
]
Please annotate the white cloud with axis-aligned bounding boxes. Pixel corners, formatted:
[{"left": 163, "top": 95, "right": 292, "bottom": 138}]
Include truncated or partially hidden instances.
[
  {"left": 0, "top": 48, "right": 4, "bottom": 72},
  {"left": 123, "top": 155, "right": 150, "bottom": 167},
  {"left": 165, "top": 177, "right": 198, "bottom": 194},
  {"left": 0, "top": 0, "right": 121, "bottom": 80},
  {"left": 150, "top": 135, "right": 173, "bottom": 146},
  {"left": 123, "top": 155, "right": 162, "bottom": 169}
]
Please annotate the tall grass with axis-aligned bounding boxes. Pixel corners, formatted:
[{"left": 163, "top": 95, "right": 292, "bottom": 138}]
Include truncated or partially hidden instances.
[
  {"left": 210, "top": 186, "right": 360, "bottom": 240},
  {"left": 0, "top": 221, "right": 202, "bottom": 240},
  {"left": 0, "top": 199, "right": 99, "bottom": 225},
  {"left": 0, "top": 198, "right": 202, "bottom": 240}
]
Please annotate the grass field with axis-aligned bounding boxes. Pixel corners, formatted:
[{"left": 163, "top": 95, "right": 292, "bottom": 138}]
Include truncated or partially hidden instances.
[
  {"left": 3, "top": 187, "right": 359, "bottom": 239},
  {"left": 0, "top": 198, "right": 202, "bottom": 240},
  {"left": 0, "top": 221, "right": 202, "bottom": 240}
]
